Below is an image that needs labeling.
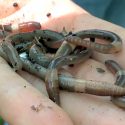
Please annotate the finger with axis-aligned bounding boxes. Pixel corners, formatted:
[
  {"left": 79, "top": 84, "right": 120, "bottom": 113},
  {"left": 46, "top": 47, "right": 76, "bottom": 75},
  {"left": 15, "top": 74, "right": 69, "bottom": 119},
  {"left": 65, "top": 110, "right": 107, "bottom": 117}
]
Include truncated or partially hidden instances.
[{"left": 0, "top": 57, "right": 73, "bottom": 125}]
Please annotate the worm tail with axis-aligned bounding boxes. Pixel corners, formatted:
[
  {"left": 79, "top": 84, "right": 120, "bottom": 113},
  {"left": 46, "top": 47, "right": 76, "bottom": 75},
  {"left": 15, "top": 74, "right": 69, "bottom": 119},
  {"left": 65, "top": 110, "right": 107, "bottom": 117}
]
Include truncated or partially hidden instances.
[{"left": 45, "top": 69, "right": 60, "bottom": 105}]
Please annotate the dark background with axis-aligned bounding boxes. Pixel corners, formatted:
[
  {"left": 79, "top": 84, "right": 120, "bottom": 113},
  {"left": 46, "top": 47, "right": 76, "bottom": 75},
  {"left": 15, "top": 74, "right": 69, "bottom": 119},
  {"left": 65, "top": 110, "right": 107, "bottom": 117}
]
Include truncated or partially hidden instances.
[{"left": 73, "top": 0, "right": 125, "bottom": 27}]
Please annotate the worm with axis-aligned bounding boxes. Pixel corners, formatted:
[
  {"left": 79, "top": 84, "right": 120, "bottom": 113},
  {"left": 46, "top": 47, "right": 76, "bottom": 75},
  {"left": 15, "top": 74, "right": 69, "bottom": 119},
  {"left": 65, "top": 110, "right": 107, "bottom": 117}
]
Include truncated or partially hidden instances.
[
  {"left": 0, "top": 30, "right": 9, "bottom": 38},
  {"left": 54, "top": 40, "right": 75, "bottom": 57},
  {"left": 19, "top": 56, "right": 125, "bottom": 96},
  {"left": 0, "top": 29, "right": 124, "bottom": 107},
  {"left": 29, "top": 44, "right": 53, "bottom": 67},
  {"left": 0, "top": 21, "right": 41, "bottom": 33},
  {"left": 34, "top": 30, "right": 64, "bottom": 49},
  {"left": 1, "top": 39, "right": 22, "bottom": 71},
  {"left": 45, "top": 36, "right": 76, "bottom": 105},
  {"left": 0, "top": 29, "right": 64, "bottom": 70},
  {"left": 65, "top": 29, "right": 122, "bottom": 54},
  {"left": 0, "top": 29, "right": 63, "bottom": 56},
  {"left": 45, "top": 48, "right": 92, "bottom": 105},
  {"left": 105, "top": 60, "right": 125, "bottom": 108},
  {"left": 45, "top": 40, "right": 77, "bottom": 105},
  {"left": 49, "top": 49, "right": 92, "bottom": 69},
  {"left": 45, "top": 69, "right": 60, "bottom": 105},
  {"left": 14, "top": 41, "right": 33, "bottom": 53}
]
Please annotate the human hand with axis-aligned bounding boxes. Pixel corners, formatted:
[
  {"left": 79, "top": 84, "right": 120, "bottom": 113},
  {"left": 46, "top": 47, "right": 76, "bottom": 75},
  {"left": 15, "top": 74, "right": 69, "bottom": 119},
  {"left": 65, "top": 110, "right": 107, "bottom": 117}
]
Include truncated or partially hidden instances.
[{"left": 0, "top": 0, "right": 125, "bottom": 125}]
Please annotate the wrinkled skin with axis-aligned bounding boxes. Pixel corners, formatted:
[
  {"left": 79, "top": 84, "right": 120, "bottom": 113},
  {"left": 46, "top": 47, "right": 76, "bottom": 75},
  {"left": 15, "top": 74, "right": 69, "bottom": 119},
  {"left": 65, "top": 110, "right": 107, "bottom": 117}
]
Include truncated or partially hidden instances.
[{"left": 0, "top": 0, "right": 125, "bottom": 125}]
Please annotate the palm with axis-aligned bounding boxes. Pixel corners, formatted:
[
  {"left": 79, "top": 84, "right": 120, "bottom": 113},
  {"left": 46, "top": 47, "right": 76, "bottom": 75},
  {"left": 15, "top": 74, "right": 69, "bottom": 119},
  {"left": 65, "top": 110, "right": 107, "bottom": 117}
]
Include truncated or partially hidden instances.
[{"left": 0, "top": 0, "right": 125, "bottom": 125}]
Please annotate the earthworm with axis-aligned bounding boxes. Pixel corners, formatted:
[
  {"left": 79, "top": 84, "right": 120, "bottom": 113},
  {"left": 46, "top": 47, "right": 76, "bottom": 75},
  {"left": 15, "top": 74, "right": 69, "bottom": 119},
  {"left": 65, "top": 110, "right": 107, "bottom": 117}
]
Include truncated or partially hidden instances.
[
  {"left": 105, "top": 60, "right": 125, "bottom": 108},
  {"left": 32, "top": 36, "right": 46, "bottom": 53},
  {"left": 0, "top": 45, "right": 9, "bottom": 61},
  {"left": 5, "top": 32, "right": 35, "bottom": 46},
  {"left": 0, "top": 29, "right": 63, "bottom": 54},
  {"left": 60, "top": 27, "right": 68, "bottom": 36},
  {"left": 0, "top": 29, "right": 124, "bottom": 107},
  {"left": 36, "top": 30, "right": 64, "bottom": 49},
  {"left": 1, "top": 39, "right": 22, "bottom": 71},
  {"left": 45, "top": 48, "right": 92, "bottom": 105},
  {"left": 13, "top": 2, "right": 18, "bottom": 7},
  {"left": 0, "top": 21, "right": 41, "bottom": 33},
  {"left": 49, "top": 49, "right": 92, "bottom": 69},
  {"left": 19, "top": 56, "right": 125, "bottom": 96},
  {"left": 1, "top": 32, "right": 33, "bottom": 71},
  {"left": 0, "top": 30, "right": 9, "bottom": 38},
  {"left": 45, "top": 39, "right": 77, "bottom": 105},
  {"left": 14, "top": 41, "right": 33, "bottom": 53},
  {"left": 0, "top": 29, "right": 64, "bottom": 70},
  {"left": 54, "top": 40, "right": 75, "bottom": 57},
  {"left": 65, "top": 29, "right": 122, "bottom": 54},
  {"left": 45, "top": 69, "right": 60, "bottom": 105},
  {"left": 4, "top": 30, "right": 64, "bottom": 47},
  {"left": 29, "top": 44, "right": 53, "bottom": 67}
]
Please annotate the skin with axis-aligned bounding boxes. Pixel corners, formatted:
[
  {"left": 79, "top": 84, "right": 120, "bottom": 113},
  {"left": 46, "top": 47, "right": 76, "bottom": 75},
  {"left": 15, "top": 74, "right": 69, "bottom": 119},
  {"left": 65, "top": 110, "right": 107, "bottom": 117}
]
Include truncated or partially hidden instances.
[
  {"left": 54, "top": 40, "right": 74, "bottom": 57},
  {"left": 1, "top": 0, "right": 125, "bottom": 125},
  {"left": 19, "top": 52, "right": 125, "bottom": 96}
]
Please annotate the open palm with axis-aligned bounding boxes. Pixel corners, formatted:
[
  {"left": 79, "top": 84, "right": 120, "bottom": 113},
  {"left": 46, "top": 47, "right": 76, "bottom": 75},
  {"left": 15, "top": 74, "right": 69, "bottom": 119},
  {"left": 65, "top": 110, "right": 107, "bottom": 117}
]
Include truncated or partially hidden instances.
[{"left": 0, "top": 0, "right": 125, "bottom": 125}]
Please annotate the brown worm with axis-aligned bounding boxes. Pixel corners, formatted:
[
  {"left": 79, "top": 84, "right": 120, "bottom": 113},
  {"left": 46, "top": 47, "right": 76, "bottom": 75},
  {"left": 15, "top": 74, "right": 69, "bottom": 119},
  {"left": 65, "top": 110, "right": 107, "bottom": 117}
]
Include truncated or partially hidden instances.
[
  {"left": 29, "top": 44, "right": 53, "bottom": 67},
  {"left": 105, "top": 60, "right": 125, "bottom": 108},
  {"left": 0, "top": 21, "right": 41, "bottom": 33},
  {"left": 1, "top": 39, "right": 22, "bottom": 71},
  {"left": 45, "top": 40, "right": 77, "bottom": 105},
  {"left": 65, "top": 29, "right": 122, "bottom": 54},
  {"left": 19, "top": 53, "right": 125, "bottom": 96}
]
